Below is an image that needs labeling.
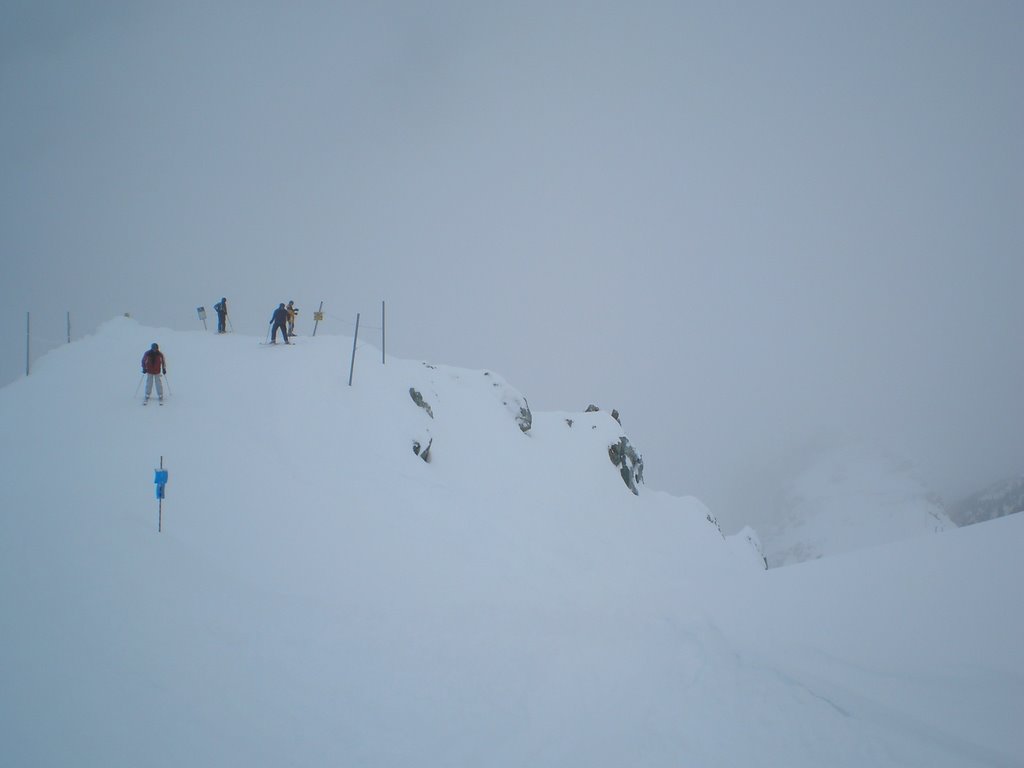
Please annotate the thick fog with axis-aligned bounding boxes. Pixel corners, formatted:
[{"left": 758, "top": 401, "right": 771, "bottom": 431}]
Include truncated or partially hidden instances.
[{"left": 2, "top": 1, "right": 1022, "bottom": 530}]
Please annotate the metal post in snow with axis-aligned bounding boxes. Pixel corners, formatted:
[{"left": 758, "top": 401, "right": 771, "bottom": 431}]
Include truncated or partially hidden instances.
[
  {"left": 348, "top": 312, "right": 360, "bottom": 386},
  {"left": 313, "top": 300, "right": 324, "bottom": 337}
]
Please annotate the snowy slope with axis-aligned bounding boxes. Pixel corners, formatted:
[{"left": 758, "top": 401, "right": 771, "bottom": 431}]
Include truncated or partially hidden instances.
[
  {"left": 758, "top": 443, "right": 953, "bottom": 567},
  {"left": 1, "top": 318, "right": 1021, "bottom": 767}
]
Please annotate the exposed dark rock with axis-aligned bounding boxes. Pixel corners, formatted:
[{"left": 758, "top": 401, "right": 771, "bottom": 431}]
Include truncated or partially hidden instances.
[
  {"left": 412, "top": 438, "right": 433, "bottom": 463},
  {"left": 515, "top": 400, "right": 532, "bottom": 433},
  {"left": 586, "top": 404, "right": 621, "bottom": 425},
  {"left": 489, "top": 373, "right": 531, "bottom": 433},
  {"left": 608, "top": 436, "right": 644, "bottom": 495},
  {"left": 409, "top": 388, "right": 434, "bottom": 418}
]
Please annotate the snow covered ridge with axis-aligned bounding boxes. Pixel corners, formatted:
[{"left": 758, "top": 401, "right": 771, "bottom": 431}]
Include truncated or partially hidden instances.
[
  {"left": 2, "top": 317, "right": 1023, "bottom": 766},
  {"left": 950, "top": 476, "right": 1024, "bottom": 526},
  {"left": 0, "top": 316, "right": 748, "bottom": 563}
]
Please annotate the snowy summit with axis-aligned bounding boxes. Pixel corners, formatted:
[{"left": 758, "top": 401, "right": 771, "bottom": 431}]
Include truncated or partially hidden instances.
[{"left": 0, "top": 317, "right": 1021, "bottom": 767}]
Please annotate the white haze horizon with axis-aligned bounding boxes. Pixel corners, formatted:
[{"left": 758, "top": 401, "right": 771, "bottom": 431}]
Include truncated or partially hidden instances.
[{"left": 2, "top": 2, "right": 1023, "bottom": 530}]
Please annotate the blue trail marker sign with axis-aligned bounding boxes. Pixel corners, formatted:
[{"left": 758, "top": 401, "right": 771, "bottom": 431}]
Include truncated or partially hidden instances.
[{"left": 155, "top": 456, "right": 168, "bottom": 532}]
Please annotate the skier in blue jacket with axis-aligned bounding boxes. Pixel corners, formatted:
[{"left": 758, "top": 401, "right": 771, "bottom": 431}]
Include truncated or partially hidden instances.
[{"left": 269, "top": 303, "right": 290, "bottom": 344}]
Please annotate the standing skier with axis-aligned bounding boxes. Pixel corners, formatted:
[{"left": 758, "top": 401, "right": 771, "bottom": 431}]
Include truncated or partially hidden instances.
[
  {"left": 286, "top": 300, "right": 298, "bottom": 336},
  {"left": 214, "top": 297, "right": 228, "bottom": 334},
  {"left": 269, "top": 303, "right": 290, "bottom": 344},
  {"left": 141, "top": 343, "right": 167, "bottom": 404}
]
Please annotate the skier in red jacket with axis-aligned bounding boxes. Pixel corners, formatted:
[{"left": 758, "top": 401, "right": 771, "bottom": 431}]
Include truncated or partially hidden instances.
[{"left": 141, "top": 343, "right": 166, "bottom": 404}]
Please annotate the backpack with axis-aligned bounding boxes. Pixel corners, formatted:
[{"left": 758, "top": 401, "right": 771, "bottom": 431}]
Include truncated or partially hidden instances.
[{"left": 143, "top": 350, "right": 163, "bottom": 374}]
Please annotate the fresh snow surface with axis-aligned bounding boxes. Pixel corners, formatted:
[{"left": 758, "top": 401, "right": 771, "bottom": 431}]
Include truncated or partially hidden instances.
[{"left": 1, "top": 317, "right": 1021, "bottom": 767}]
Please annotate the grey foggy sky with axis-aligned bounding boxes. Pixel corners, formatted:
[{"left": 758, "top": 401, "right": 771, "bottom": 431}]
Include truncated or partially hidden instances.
[{"left": 2, "top": 1, "right": 1022, "bottom": 529}]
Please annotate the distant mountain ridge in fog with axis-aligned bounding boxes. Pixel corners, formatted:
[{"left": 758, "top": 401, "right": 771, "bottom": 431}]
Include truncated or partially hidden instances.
[
  {"left": 949, "top": 476, "right": 1024, "bottom": 526},
  {"left": 758, "top": 444, "right": 953, "bottom": 567}
]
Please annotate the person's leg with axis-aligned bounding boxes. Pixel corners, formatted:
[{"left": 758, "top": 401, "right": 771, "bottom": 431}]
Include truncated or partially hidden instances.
[
  {"left": 144, "top": 374, "right": 153, "bottom": 399},
  {"left": 156, "top": 375, "right": 164, "bottom": 399}
]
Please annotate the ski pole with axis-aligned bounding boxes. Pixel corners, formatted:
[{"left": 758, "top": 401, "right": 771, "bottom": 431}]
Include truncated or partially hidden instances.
[
  {"left": 265, "top": 325, "right": 272, "bottom": 344},
  {"left": 134, "top": 374, "right": 144, "bottom": 398},
  {"left": 227, "top": 317, "right": 234, "bottom": 333},
  {"left": 162, "top": 374, "right": 172, "bottom": 397}
]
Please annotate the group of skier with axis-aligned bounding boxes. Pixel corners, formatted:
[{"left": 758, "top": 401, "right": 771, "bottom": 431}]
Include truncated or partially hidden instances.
[
  {"left": 211, "top": 298, "right": 298, "bottom": 342},
  {"left": 269, "top": 300, "right": 299, "bottom": 344},
  {"left": 141, "top": 299, "right": 301, "bottom": 403}
]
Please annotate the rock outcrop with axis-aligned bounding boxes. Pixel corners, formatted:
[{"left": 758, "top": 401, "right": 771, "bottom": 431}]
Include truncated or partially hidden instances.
[{"left": 608, "top": 435, "right": 644, "bottom": 495}]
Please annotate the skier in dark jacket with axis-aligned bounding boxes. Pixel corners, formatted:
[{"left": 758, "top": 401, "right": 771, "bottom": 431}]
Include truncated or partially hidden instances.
[
  {"left": 214, "top": 298, "right": 228, "bottom": 333},
  {"left": 141, "top": 343, "right": 166, "bottom": 403},
  {"left": 269, "top": 303, "right": 290, "bottom": 344}
]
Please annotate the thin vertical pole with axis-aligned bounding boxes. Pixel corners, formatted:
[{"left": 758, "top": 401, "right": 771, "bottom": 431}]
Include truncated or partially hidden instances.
[
  {"left": 348, "top": 313, "right": 360, "bottom": 386},
  {"left": 313, "top": 300, "right": 323, "bottom": 337},
  {"left": 67, "top": 311, "right": 71, "bottom": 343},
  {"left": 158, "top": 456, "right": 164, "bottom": 533},
  {"left": 25, "top": 312, "right": 30, "bottom": 376},
  {"left": 381, "top": 300, "right": 386, "bottom": 365}
]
